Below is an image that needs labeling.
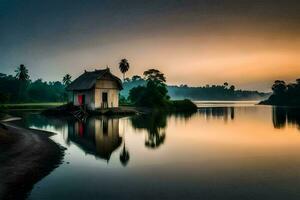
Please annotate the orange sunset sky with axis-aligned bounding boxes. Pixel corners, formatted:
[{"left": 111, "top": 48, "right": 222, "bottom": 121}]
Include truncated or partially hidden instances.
[{"left": 1, "top": 0, "right": 300, "bottom": 91}]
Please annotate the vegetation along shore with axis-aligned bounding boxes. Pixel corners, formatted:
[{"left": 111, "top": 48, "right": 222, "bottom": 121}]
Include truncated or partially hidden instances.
[{"left": 259, "top": 79, "right": 300, "bottom": 106}]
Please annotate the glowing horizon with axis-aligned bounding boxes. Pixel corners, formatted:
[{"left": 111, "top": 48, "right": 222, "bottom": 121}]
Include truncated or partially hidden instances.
[{"left": 1, "top": 0, "right": 300, "bottom": 91}]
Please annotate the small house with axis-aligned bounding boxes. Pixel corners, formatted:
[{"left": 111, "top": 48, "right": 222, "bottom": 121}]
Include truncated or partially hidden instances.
[{"left": 66, "top": 68, "right": 123, "bottom": 110}]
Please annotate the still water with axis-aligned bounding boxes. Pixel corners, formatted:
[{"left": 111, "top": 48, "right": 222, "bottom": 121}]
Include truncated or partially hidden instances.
[{"left": 17, "top": 104, "right": 300, "bottom": 200}]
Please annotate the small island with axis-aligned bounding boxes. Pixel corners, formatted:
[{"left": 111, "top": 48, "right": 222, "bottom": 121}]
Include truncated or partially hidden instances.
[{"left": 259, "top": 79, "right": 300, "bottom": 106}]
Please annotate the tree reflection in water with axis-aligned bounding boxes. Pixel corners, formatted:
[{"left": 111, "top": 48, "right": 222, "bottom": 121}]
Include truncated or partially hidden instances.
[
  {"left": 198, "top": 107, "right": 235, "bottom": 122},
  {"left": 130, "top": 111, "right": 196, "bottom": 149},
  {"left": 119, "top": 143, "right": 130, "bottom": 166},
  {"left": 272, "top": 107, "right": 300, "bottom": 129}
]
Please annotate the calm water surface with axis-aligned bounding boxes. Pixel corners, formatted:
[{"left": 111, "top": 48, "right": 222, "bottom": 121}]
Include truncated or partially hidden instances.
[{"left": 17, "top": 103, "right": 300, "bottom": 200}]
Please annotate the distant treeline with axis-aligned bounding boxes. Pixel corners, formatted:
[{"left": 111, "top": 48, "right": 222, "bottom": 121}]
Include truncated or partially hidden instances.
[
  {"left": 121, "top": 76, "right": 270, "bottom": 101},
  {"left": 260, "top": 79, "right": 300, "bottom": 106},
  {"left": 0, "top": 65, "right": 70, "bottom": 103}
]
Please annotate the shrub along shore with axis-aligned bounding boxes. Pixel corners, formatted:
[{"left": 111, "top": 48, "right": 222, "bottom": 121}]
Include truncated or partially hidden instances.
[{"left": 259, "top": 79, "right": 300, "bottom": 106}]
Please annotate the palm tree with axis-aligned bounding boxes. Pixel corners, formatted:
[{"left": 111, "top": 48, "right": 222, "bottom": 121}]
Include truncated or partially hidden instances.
[
  {"left": 119, "top": 58, "right": 130, "bottom": 81},
  {"left": 15, "top": 64, "right": 29, "bottom": 81},
  {"left": 63, "top": 74, "right": 72, "bottom": 86}
]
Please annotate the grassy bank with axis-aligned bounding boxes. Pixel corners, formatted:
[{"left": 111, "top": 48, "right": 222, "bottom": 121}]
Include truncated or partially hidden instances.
[{"left": 0, "top": 102, "right": 65, "bottom": 110}]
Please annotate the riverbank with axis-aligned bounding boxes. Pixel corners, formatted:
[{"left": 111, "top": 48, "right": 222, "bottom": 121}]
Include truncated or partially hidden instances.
[
  {"left": 0, "top": 102, "right": 65, "bottom": 110},
  {"left": 259, "top": 94, "right": 300, "bottom": 107},
  {"left": 0, "top": 120, "right": 65, "bottom": 199},
  {"left": 41, "top": 99, "right": 198, "bottom": 118}
]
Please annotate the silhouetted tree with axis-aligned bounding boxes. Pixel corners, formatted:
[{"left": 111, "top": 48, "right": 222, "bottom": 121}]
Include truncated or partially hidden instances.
[
  {"left": 223, "top": 82, "right": 229, "bottom": 88},
  {"left": 261, "top": 79, "right": 300, "bottom": 106},
  {"left": 119, "top": 58, "right": 130, "bottom": 81},
  {"left": 15, "top": 64, "right": 29, "bottom": 81},
  {"left": 63, "top": 74, "right": 72, "bottom": 86},
  {"left": 15, "top": 64, "right": 30, "bottom": 101},
  {"left": 129, "top": 69, "right": 169, "bottom": 107},
  {"left": 143, "top": 69, "right": 166, "bottom": 85},
  {"left": 230, "top": 85, "right": 235, "bottom": 91},
  {"left": 272, "top": 80, "right": 287, "bottom": 95}
]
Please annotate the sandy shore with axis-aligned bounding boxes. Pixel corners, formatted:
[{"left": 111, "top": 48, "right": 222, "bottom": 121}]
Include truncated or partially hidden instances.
[{"left": 0, "top": 121, "right": 65, "bottom": 200}]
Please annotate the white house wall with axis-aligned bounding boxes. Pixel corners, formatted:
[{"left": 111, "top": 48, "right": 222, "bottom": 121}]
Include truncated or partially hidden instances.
[
  {"left": 95, "top": 88, "right": 119, "bottom": 108},
  {"left": 95, "top": 79, "right": 119, "bottom": 109}
]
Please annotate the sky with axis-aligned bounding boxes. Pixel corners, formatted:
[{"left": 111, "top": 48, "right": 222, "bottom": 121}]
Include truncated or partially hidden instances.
[{"left": 1, "top": 0, "right": 300, "bottom": 91}]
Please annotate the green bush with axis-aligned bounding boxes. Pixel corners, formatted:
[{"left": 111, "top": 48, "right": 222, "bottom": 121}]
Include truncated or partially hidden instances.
[{"left": 168, "top": 99, "right": 198, "bottom": 112}]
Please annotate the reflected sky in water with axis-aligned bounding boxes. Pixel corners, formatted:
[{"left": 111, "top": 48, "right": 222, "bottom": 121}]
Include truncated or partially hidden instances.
[{"left": 17, "top": 105, "right": 300, "bottom": 200}]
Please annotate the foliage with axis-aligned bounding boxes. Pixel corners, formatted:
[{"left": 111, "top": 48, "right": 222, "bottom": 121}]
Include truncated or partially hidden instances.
[
  {"left": 128, "top": 69, "right": 198, "bottom": 113},
  {"left": 119, "top": 58, "right": 130, "bottom": 81},
  {"left": 121, "top": 75, "right": 269, "bottom": 100},
  {"left": 143, "top": 69, "right": 166, "bottom": 84},
  {"left": 15, "top": 64, "right": 30, "bottom": 81},
  {"left": 62, "top": 74, "right": 72, "bottom": 86},
  {"left": 129, "top": 69, "right": 170, "bottom": 108},
  {"left": 168, "top": 99, "right": 198, "bottom": 112},
  {"left": 0, "top": 66, "right": 68, "bottom": 103},
  {"left": 260, "top": 79, "right": 300, "bottom": 106}
]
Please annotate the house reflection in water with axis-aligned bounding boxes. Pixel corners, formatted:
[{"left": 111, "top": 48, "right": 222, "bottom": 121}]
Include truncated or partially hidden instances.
[{"left": 67, "top": 117, "right": 122, "bottom": 161}]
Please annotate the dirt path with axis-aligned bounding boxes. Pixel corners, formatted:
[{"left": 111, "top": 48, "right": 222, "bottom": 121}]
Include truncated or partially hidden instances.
[{"left": 0, "top": 122, "right": 65, "bottom": 200}]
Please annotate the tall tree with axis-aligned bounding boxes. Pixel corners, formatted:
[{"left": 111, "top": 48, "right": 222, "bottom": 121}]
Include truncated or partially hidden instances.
[
  {"left": 63, "top": 74, "right": 72, "bottom": 86},
  {"left": 119, "top": 58, "right": 130, "bottom": 81},
  {"left": 129, "top": 69, "right": 169, "bottom": 107},
  {"left": 272, "top": 80, "right": 287, "bottom": 95},
  {"left": 143, "top": 69, "right": 166, "bottom": 85},
  {"left": 15, "top": 64, "right": 29, "bottom": 81},
  {"left": 15, "top": 64, "right": 30, "bottom": 101}
]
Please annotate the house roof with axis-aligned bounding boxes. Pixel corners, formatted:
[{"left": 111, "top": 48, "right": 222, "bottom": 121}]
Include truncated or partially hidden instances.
[{"left": 66, "top": 68, "right": 123, "bottom": 91}]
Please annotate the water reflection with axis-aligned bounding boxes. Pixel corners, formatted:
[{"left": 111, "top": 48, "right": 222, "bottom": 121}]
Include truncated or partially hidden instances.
[
  {"left": 130, "top": 112, "right": 196, "bottom": 149},
  {"left": 198, "top": 107, "right": 235, "bottom": 121},
  {"left": 67, "top": 117, "right": 122, "bottom": 161},
  {"left": 272, "top": 107, "right": 300, "bottom": 129},
  {"left": 13, "top": 106, "right": 300, "bottom": 200},
  {"left": 131, "top": 113, "right": 167, "bottom": 149},
  {"left": 119, "top": 144, "right": 130, "bottom": 166}
]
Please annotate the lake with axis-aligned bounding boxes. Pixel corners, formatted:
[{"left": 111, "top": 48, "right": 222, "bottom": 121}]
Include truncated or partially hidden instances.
[{"left": 15, "top": 103, "right": 300, "bottom": 200}]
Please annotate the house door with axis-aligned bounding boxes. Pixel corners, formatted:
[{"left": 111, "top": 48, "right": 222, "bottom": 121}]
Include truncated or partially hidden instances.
[
  {"left": 102, "top": 92, "right": 108, "bottom": 108},
  {"left": 78, "top": 94, "right": 85, "bottom": 105}
]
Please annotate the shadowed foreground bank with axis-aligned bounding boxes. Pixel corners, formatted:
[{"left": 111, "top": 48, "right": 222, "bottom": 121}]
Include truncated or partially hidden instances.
[{"left": 0, "top": 122, "right": 65, "bottom": 200}]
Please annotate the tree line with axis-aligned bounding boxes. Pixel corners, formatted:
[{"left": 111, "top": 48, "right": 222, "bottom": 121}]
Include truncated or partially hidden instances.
[
  {"left": 121, "top": 75, "right": 269, "bottom": 101},
  {"left": 0, "top": 64, "right": 72, "bottom": 103}
]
